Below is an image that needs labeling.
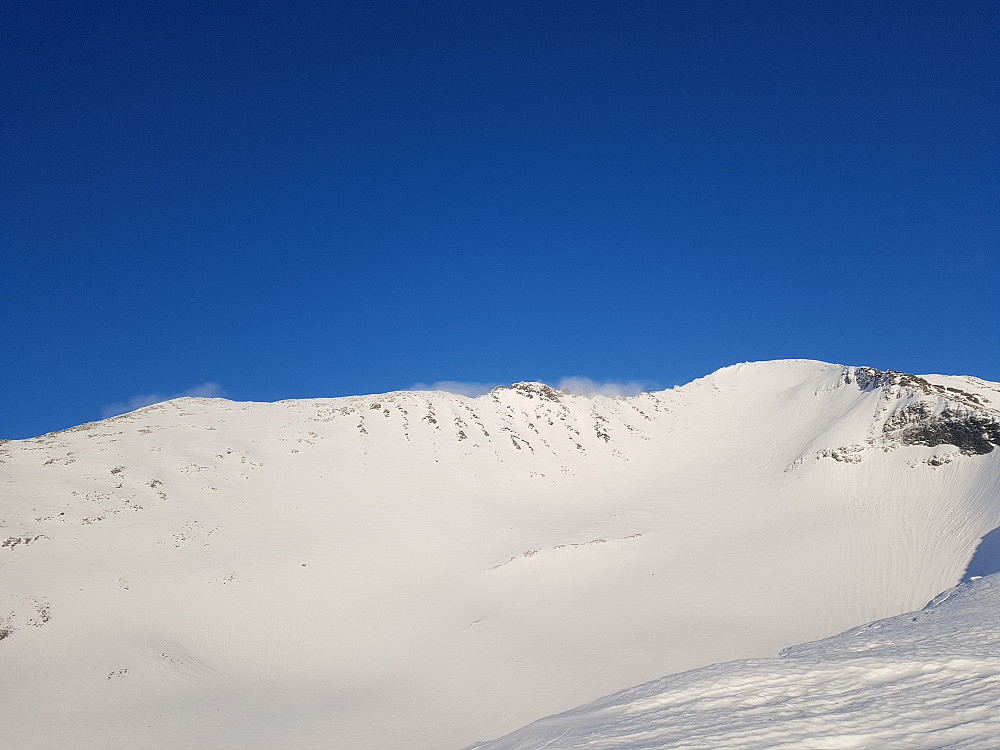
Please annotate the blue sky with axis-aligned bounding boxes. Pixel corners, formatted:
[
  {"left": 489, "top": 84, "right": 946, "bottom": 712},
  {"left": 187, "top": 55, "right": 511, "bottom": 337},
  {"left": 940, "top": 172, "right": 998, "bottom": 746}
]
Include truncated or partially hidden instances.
[{"left": 3, "top": 1, "right": 998, "bottom": 439}]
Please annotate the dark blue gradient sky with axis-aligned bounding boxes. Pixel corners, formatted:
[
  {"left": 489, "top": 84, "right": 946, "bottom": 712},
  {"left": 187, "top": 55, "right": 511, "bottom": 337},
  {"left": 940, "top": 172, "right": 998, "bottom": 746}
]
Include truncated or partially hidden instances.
[{"left": 3, "top": 1, "right": 998, "bottom": 438}]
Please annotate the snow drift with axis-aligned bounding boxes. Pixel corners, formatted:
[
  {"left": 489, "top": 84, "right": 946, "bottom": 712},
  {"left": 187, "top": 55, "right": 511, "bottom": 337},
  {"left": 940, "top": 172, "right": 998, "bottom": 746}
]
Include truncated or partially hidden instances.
[
  {"left": 469, "top": 573, "right": 1000, "bottom": 749},
  {"left": 1, "top": 360, "right": 999, "bottom": 749}
]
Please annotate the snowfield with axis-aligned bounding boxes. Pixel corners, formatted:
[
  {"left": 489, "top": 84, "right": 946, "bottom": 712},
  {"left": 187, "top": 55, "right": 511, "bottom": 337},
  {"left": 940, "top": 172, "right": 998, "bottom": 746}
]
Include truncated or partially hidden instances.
[{"left": 2, "top": 359, "right": 999, "bottom": 749}]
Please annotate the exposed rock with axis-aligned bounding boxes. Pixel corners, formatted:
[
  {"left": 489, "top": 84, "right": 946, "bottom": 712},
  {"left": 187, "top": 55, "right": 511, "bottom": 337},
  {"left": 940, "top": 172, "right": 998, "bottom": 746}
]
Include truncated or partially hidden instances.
[
  {"left": 849, "top": 367, "right": 985, "bottom": 408},
  {"left": 508, "top": 382, "right": 565, "bottom": 403},
  {"left": 845, "top": 367, "right": 1000, "bottom": 455},
  {"left": 885, "top": 404, "right": 1000, "bottom": 455}
]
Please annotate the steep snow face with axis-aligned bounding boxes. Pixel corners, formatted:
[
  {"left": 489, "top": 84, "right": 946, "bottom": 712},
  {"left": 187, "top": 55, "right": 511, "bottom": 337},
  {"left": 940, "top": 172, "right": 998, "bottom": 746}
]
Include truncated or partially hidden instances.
[
  {"left": 470, "top": 572, "right": 1000, "bottom": 750},
  {"left": 1, "top": 360, "right": 1000, "bottom": 749}
]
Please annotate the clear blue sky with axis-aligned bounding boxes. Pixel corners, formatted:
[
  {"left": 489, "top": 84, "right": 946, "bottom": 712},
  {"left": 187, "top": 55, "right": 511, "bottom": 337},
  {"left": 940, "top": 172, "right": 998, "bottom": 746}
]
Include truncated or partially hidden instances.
[{"left": 3, "top": 1, "right": 998, "bottom": 439}]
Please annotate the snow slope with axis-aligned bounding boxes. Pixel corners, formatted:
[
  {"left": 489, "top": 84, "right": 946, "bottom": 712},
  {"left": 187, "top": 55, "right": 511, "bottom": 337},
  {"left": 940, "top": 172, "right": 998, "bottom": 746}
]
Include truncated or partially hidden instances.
[
  {"left": 470, "top": 573, "right": 1000, "bottom": 750},
  {"left": 2, "top": 360, "right": 999, "bottom": 749}
]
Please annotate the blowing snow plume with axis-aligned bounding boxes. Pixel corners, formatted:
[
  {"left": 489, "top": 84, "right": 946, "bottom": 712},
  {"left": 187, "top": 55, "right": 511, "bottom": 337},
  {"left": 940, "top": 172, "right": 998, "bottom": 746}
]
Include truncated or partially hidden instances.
[{"left": 100, "top": 382, "right": 226, "bottom": 418}]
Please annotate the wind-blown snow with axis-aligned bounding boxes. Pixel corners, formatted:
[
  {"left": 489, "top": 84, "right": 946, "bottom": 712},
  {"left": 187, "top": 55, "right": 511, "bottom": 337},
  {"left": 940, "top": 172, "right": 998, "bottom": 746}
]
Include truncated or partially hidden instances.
[
  {"left": 1, "top": 360, "right": 999, "bottom": 749},
  {"left": 470, "top": 574, "right": 1000, "bottom": 749}
]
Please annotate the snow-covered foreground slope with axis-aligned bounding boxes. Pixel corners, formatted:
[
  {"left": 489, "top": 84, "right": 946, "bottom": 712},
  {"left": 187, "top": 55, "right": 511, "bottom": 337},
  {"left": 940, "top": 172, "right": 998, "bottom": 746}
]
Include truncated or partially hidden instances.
[
  {"left": 471, "top": 573, "right": 1000, "bottom": 750},
  {"left": 2, "top": 360, "right": 1000, "bottom": 749}
]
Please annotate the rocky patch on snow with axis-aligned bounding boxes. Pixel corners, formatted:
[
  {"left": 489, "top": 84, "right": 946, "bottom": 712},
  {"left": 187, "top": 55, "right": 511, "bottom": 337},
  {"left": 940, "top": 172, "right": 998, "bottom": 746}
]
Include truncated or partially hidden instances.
[{"left": 843, "top": 366, "right": 1000, "bottom": 455}]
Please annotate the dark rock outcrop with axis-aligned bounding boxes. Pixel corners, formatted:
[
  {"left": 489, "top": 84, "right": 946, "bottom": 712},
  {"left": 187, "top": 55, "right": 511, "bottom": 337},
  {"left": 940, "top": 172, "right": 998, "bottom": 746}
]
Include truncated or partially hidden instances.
[{"left": 884, "top": 404, "right": 1000, "bottom": 455}]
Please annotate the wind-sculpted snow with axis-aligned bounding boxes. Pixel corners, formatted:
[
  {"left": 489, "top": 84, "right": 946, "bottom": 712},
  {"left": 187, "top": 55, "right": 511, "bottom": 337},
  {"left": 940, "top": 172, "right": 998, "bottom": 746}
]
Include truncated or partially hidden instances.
[
  {"left": 1, "top": 359, "right": 999, "bottom": 749},
  {"left": 470, "top": 574, "right": 1000, "bottom": 750}
]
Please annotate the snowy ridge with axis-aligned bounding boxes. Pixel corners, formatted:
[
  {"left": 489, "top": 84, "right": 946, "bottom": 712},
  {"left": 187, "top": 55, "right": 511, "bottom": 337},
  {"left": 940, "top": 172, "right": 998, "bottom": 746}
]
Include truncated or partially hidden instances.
[
  {"left": 469, "top": 573, "right": 1000, "bottom": 749},
  {"left": 2, "top": 360, "right": 1000, "bottom": 749}
]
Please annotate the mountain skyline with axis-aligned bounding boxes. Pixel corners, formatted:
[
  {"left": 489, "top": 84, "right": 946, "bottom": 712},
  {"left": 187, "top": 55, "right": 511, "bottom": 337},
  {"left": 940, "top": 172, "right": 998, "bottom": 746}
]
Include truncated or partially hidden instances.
[{"left": 10, "top": 360, "right": 1000, "bottom": 441}]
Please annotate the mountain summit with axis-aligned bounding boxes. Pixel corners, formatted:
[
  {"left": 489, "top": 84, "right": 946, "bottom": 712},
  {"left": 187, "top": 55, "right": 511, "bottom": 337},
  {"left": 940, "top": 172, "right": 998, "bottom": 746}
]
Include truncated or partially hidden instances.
[{"left": 2, "top": 360, "right": 999, "bottom": 749}]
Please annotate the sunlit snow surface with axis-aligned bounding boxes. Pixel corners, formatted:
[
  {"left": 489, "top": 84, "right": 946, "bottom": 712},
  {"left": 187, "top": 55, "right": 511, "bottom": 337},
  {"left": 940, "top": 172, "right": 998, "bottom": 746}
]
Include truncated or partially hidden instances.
[
  {"left": 471, "top": 574, "right": 1000, "bottom": 750},
  {"left": 2, "top": 360, "right": 1000, "bottom": 748}
]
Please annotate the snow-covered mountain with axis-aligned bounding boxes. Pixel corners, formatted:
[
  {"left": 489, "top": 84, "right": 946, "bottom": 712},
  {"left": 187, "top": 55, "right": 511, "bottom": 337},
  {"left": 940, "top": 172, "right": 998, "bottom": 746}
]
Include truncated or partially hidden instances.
[{"left": 2, "top": 359, "right": 999, "bottom": 749}]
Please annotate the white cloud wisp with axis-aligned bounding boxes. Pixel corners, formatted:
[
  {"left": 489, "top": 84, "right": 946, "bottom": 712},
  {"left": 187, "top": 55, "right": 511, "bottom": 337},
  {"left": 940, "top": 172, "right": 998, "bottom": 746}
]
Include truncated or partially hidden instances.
[
  {"left": 409, "top": 378, "right": 654, "bottom": 398},
  {"left": 101, "top": 382, "right": 226, "bottom": 419},
  {"left": 555, "top": 377, "right": 650, "bottom": 397}
]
